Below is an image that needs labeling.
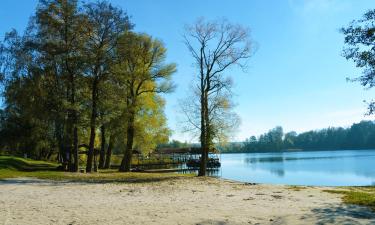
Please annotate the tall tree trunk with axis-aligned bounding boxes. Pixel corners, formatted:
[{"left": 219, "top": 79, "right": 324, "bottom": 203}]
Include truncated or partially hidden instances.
[
  {"left": 119, "top": 110, "right": 135, "bottom": 172},
  {"left": 67, "top": 76, "right": 79, "bottom": 172},
  {"left": 199, "top": 97, "right": 208, "bottom": 176},
  {"left": 73, "top": 126, "right": 78, "bottom": 171},
  {"left": 86, "top": 78, "right": 98, "bottom": 172},
  {"left": 104, "top": 133, "right": 114, "bottom": 169},
  {"left": 67, "top": 129, "right": 73, "bottom": 171},
  {"left": 46, "top": 146, "right": 54, "bottom": 160},
  {"left": 198, "top": 118, "right": 206, "bottom": 175},
  {"left": 65, "top": 85, "right": 73, "bottom": 171},
  {"left": 198, "top": 47, "right": 207, "bottom": 176},
  {"left": 98, "top": 125, "right": 106, "bottom": 169},
  {"left": 71, "top": 71, "right": 79, "bottom": 172},
  {"left": 55, "top": 121, "right": 65, "bottom": 164},
  {"left": 204, "top": 90, "right": 210, "bottom": 172}
]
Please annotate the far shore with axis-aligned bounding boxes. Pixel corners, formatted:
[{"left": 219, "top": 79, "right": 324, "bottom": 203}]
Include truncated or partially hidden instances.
[
  {"left": 1, "top": 176, "right": 375, "bottom": 225},
  {"left": 221, "top": 148, "right": 375, "bottom": 154}
]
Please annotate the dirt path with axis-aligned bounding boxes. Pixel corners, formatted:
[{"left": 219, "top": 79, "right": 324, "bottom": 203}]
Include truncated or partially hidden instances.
[{"left": 1, "top": 177, "right": 374, "bottom": 225}]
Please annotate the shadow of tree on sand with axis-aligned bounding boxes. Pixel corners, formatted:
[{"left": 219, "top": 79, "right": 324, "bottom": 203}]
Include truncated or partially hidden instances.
[
  {"left": 0, "top": 176, "right": 188, "bottom": 185},
  {"left": 195, "top": 220, "right": 240, "bottom": 225},
  {"left": 308, "top": 203, "right": 375, "bottom": 225},
  {"left": 271, "top": 203, "right": 375, "bottom": 225}
]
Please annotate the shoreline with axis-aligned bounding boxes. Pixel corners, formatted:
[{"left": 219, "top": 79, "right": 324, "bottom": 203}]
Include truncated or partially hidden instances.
[
  {"left": 220, "top": 148, "right": 375, "bottom": 154},
  {"left": 1, "top": 176, "right": 375, "bottom": 225}
]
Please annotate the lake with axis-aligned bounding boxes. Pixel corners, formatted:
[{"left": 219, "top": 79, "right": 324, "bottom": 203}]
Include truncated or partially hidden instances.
[{"left": 218, "top": 150, "right": 375, "bottom": 186}]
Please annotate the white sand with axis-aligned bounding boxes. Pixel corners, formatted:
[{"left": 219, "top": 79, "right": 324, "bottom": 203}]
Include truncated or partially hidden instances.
[{"left": 1, "top": 177, "right": 374, "bottom": 225}]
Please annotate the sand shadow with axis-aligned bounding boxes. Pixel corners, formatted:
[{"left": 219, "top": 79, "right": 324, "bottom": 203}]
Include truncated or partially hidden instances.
[
  {"left": 268, "top": 203, "right": 375, "bottom": 225},
  {"left": 0, "top": 176, "right": 187, "bottom": 186},
  {"left": 308, "top": 203, "right": 375, "bottom": 224},
  {"left": 195, "top": 220, "right": 243, "bottom": 225},
  {"left": 0, "top": 178, "right": 71, "bottom": 186}
]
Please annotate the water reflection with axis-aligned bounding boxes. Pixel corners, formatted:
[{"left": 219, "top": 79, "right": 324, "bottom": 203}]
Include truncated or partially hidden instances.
[
  {"left": 244, "top": 154, "right": 375, "bottom": 164},
  {"left": 269, "top": 169, "right": 285, "bottom": 177},
  {"left": 220, "top": 150, "right": 375, "bottom": 186},
  {"left": 245, "top": 156, "right": 285, "bottom": 164},
  {"left": 178, "top": 168, "right": 221, "bottom": 177}
]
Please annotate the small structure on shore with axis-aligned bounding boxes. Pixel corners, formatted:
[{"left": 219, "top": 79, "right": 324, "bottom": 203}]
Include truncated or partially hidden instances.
[{"left": 154, "top": 147, "right": 221, "bottom": 169}]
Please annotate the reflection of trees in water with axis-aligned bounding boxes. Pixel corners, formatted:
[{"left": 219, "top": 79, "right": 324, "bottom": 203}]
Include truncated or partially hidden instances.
[
  {"left": 269, "top": 169, "right": 285, "bottom": 177},
  {"left": 206, "top": 169, "right": 220, "bottom": 177},
  {"left": 243, "top": 155, "right": 286, "bottom": 177},
  {"left": 244, "top": 154, "right": 375, "bottom": 164},
  {"left": 245, "top": 156, "right": 285, "bottom": 164},
  {"left": 242, "top": 153, "right": 375, "bottom": 180},
  {"left": 177, "top": 168, "right": 220, "bottom": 177}
]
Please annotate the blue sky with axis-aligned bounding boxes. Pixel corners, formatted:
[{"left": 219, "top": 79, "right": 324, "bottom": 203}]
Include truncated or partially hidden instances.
[{"left": 1, "top": 0, "right": 375, "bottom": 142}]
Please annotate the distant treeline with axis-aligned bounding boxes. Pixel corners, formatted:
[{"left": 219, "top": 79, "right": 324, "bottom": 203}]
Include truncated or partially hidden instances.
[
  {"left": 219, "top": 120, "right": 375, "bottom": 153},
  {"left": 161, "top": 120, "right": 375, "bottom": 153}
]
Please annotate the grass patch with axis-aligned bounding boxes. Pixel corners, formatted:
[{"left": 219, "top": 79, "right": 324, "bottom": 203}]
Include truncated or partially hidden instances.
[
  {"left": 324, "top": 187, "right": 375, "bottom": 211},
  {"left": 0, "top": 156, "right": 192, "bottom": 183},
  {"left": 287, "top": 185, "right": 307, "bottom": 191},
  {"left": 0, "top": 156, "right": 58, "bottom": 171}
]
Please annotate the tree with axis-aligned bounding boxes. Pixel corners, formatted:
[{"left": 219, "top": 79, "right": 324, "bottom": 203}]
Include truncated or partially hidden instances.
[
  {"left": 113, "top": 32, "right": 176, "bottom": 172},
  {"left": 284, "top": 131, "right": 297, "bottom": 149},
  {"left": 0, "top": 0, "right": 174, "bottom": 173},
  {"left": 0, "top": 27, "right": 65, "bottom": 161},
  {"left": 83, "top": 1, "right": 132, "bottom": 172},
  {"left": 341, "top": 9, "right": 375, "bottom": 114},
  {"left": 35, "top": 0, "right": 88, "bottom": 171},
  {"left": 183, "top": 18, "right": 253, "bottom": 176}
]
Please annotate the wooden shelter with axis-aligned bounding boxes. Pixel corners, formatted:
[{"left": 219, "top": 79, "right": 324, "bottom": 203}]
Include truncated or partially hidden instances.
[{"left": 154, "top": 147, "right": 221, "bottom": 168}]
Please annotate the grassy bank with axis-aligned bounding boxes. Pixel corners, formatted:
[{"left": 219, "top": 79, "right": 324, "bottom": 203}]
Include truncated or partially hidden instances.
[
  {"left": 324, "top": 188, "right": 375, "bottom": 211},
  {"left": 0, "top": 156, "right": 191, "bottom": 182}
]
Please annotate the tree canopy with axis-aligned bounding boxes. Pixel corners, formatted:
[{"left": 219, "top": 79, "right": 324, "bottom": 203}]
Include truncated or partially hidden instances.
[{"left": 0, "top": 0, "right": 174, "bottom": 172}]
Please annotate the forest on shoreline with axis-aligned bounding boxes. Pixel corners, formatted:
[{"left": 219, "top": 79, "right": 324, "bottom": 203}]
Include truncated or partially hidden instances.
[
  {"left": 164, "top": 120, "right": 375, "bottom": 153},
  {"left": 220, "top": 120, "right": 375, "bottom": 153}
]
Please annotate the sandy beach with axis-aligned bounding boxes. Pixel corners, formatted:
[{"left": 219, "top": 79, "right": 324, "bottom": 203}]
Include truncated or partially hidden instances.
[{"left": 1, "top": 177, "right": 375, "bottom": 225}]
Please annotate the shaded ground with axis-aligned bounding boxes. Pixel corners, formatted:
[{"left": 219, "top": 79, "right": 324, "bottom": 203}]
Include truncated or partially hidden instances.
[
  {"left": 0, "top": 156, "right": 189, "bottom": 182},
  {"left": 1, "top": 177, "right": 375, "bottom": 225},
  {"left": 0, "top": 156, "right": 58, "bottom": 171}
]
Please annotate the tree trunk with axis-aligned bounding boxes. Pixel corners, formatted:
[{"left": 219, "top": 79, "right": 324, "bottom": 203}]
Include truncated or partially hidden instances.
[
  {"left": 67, "top": 129, "right": 73, "bottom": 171},
  {"left": 104, "top": 133, "right": 114, "bottom": 169},
  {"left": 73, "top": 126, "right": 78, "bottom": 172},
  {"left": 46, "top": 147, "right": 54, "bottom": 160},
  {"left": 71, "top": 69, "right": 79, "bottom": 172},
  {"left": 98, "top": 125, "right": 106, "bottom": 169},
  {"left": 199, "top": 114, "right": 208, "bottom": 176},
  {"left": 198, "top": 78, "right": 207, "bottom": 176},
  {"left": 86, "top": 78, "right": 98, "bottom": 172},
  {"left": 204, "top": 88, "right": 210, "bottom": 173},
  {"left": 119, "top": 111, "right": 135, "bottom": 172},
  {"left": 198, "top": 46, "right": 208, "bottom": 176},
  {"left": 56, "top": 121, "right": 65, "bottom": 164}
]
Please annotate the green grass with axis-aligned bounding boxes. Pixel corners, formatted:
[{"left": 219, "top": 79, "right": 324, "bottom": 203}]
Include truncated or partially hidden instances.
[
  {"left": 0, "top": 156, "right": 192, "bottom": 182},
  {"left": 0, "top": 156, "right": 58, "bottom": 171},
  {"left": 324, "top": 187, "right": 375, "bottom": 211}
]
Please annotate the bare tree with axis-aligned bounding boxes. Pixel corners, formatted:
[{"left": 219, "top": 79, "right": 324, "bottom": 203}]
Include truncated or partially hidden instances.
[{"left": 183, "top": 18, "right": 253, "bottom": 176}]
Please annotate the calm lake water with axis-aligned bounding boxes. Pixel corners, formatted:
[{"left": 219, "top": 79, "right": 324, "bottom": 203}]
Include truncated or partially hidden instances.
[{"left": 218, "top": 150, "right": 375, "bottom": 186}]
